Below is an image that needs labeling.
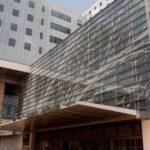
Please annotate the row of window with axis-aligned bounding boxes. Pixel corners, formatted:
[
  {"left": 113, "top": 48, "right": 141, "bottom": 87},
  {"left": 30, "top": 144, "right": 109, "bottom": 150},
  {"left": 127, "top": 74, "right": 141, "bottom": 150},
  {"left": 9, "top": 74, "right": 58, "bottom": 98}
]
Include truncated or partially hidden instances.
[
  {"left": 49, "top": 36, "right": 63, "bottom": 44},
  {"left": 0, "top": 19, "right": 63, "bottom": 44},
  {"left": 1, "top": 21, "right": 68, "bottom": 44},
  {"left": 0, "top": 5, "right": 72, "bottom": 32},
  {"left": 8, "top": 38, "right": 31, "bottom": 51},
  {"left": 9, "top": 23, "right": 66, "bottom": 41},
  {"left": 89, "top": 2, "right": 103, "bottom": 15},
  {"left": 87, "top": 1, "right": 109, "bottom": 17},
  {"left": 14, "top": 1, "right": 71, "bottom": 22},
  {"left": 13, "top": 11, "right": 42, "bottom": 25},
  {"left": 8, "top": 38, "right": 43, "bottom": 54},
  {"left": 14, "top": 0, "right": 46, "bottom": 12},
  {"left": 0, "top": 2, "right": 74, "bottom": 36},
  {"left": 50, "top": 22, "right": 71, "bottom": 35},
  {"left": 8, "top": 34, "right": 63, "bottom": 47},
  {"left": 0, "top": 1, "right": 73, "bottom": 23},
  {"left": 0, "top": 1, "right": 35, "bottom": 12},
  {"left": 9, "top": 20, "right": 71, "bottom": 36},
  {"left": 0, "top": 5, "right": 33, "bottom": 22},
  {"left": 14, "top": 0, "right": 21, "bottom": 3},
  {"left": 0, "top": 3, "right": 46, "bottom": 25},
  {"left": 11, "top": 9, "right": 72, "bottom": 29},
  {"left": 14, "top": 0, "right": 35, "bottom": 9},
  {"left": 8, "top": 35, "right": 63, "bottom": 52},
  {"left": 51, "top": 10, "right": 71, "bottom": 22},
  {"left": 9, "top": 23, "right": 32, "bottom": 36},
  {"left": 0, "top": 6, "right": 33, "bottom": 21},
  {"left": 0, "top": 21, "right": 43, "bottom": 40}
]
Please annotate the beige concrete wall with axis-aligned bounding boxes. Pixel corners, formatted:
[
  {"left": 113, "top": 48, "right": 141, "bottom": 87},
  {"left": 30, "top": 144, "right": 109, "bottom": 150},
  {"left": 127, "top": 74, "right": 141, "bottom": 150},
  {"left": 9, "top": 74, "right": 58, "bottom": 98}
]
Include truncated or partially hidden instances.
[
  {"left": 0, "top": 59, "right": 30, "bottom": 73},
  {"left": 142, "top": 119, "right": 150, "bottom": 150},
  {"left": 0, "top": 135, "right": 23, "bottom": 150}
]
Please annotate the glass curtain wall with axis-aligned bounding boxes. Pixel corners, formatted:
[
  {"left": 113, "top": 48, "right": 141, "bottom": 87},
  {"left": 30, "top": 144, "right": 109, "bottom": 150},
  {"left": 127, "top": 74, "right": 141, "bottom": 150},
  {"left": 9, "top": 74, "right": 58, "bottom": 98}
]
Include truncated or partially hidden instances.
[{"left": 16, "top": 0, "right": 150, "bottom": 118}]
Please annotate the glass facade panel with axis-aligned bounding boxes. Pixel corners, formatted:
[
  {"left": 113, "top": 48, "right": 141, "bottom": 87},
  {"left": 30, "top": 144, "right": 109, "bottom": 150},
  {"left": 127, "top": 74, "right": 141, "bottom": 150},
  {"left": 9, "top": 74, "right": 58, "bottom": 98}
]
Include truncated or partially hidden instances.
[{"left": 6, "top": 0, "right": 150, "bottom": 118}]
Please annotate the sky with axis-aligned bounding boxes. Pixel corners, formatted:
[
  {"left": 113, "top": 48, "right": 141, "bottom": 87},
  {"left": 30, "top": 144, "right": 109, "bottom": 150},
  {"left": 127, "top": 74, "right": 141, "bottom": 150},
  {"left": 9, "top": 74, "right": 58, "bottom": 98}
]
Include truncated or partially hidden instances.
[{"left": 48, "top": 0, "right": 96, "bottom": 13}]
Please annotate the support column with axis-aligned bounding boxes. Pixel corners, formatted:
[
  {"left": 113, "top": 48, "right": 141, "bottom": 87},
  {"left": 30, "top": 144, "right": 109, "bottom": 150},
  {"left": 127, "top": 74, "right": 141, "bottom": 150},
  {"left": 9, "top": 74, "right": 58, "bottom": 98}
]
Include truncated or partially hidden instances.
[
  {"left": 0, "top": 82, "right": 5, "bottom": 124},
  {"left": 141, "top": 119, "right": 150, "bottom": 150},
  {"left": 29, "top": 122, "right": 35, "bottom": 150},
  {"left": 29, "top": 132, "right": 35, "bottom": 150}
]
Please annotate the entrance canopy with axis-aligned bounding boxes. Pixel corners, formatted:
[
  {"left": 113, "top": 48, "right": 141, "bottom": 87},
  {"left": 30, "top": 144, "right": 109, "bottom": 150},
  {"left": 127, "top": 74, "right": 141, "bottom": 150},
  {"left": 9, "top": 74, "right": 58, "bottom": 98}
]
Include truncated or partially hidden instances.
[{"left": 1, "top": 101, "right": 140, "bottom": 132}]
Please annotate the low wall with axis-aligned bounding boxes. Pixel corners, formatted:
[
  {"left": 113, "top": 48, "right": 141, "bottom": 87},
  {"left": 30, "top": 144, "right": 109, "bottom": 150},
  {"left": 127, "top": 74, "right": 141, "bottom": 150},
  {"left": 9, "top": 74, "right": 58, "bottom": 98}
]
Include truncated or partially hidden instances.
[{"left": 0, "top": 134, "right": 23, "bottom": 150}]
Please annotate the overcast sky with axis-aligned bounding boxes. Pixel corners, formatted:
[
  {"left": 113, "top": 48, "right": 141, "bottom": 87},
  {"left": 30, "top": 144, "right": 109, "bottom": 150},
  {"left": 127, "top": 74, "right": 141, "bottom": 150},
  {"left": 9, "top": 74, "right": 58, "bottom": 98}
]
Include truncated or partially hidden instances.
[{"left": 48, "top": 0, "right": 96, "bottom": 13}]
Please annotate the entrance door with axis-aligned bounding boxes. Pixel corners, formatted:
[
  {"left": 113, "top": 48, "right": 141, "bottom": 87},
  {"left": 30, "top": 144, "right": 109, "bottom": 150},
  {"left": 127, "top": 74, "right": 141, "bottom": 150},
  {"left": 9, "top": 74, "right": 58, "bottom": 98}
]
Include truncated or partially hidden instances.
[
  {"left": 35, "top": 121, "right": 143, "bottom": 150},
  {"left": 70, "top": 140, "right": 111, "bottom": 150},
  {"left": 112, "top": 137, "right": 143, "bottom": 150}
]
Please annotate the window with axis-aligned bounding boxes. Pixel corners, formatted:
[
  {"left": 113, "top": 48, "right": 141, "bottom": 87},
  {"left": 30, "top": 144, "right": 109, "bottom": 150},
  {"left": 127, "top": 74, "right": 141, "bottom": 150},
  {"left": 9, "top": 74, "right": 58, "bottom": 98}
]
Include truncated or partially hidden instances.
[
  {"left": 26, "top": 28, "right": 32, "bottom": 36},
  {"left": 14, "top": 0, "right": 20, "bottom": 3},
  {"left": 0, "top": 4, "right": 4, "bottom": 12},
  {"left": 39, "top": 47, "right": 42, "bottom": 54},
  {"left": 29, "top": 1, "right": 34, "bottom": 8},
  {"left": 50, "top": 22, "right": 71, "bottom": 35},
  {"left": 77, "top": 23, "right": 82, "bottom": 27},
  {"left": 40, "top": 32, "right": 43, "bottom": 39},
  {"left": 49, "top": 35, "right": 63, "bottom": 44},
  {"left": 12, "top": 9, "right": 19, "bottom": 17},
  {"left": 8, "top": 38, "right": 16, "bottom": 47},
  {"left": 24, "top": 42, "right": 31, "bottom": 51},
  {"left": 77, "top": 20, "right": 82, "bottom": 27},
  {"left": 51, "top": 10, "right": 71, "bottom": 22},
  {"left": 94, "top": 7, "right": 97, "bottom": 10},
  {"left": 10, "top": 23, "right": 17, "bottom": 31},
  {"left": 0, "top": 20, "right": 1, "bottom": 26},
  {"left": 42, "top": 6, "right": 45, "bottom": 12},
  {"left": 27, "top": 14, "right": 33, "bottom": 22},
  {"left": 100, "top": 2, "right": 102, "bottom": 6},
  {"left": 41, "top": 19, "right": 44, "bottom": 25}
]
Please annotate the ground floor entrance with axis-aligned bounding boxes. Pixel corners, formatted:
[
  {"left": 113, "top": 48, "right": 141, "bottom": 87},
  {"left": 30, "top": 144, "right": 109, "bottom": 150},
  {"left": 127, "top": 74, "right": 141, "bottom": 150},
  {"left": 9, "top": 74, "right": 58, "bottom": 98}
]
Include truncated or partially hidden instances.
[
  {"left": 35, "top": 120, "right": 143, "bottom": 150},
  {"left": 35, "top": 138, "right": 143, "bottom": 150}
]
